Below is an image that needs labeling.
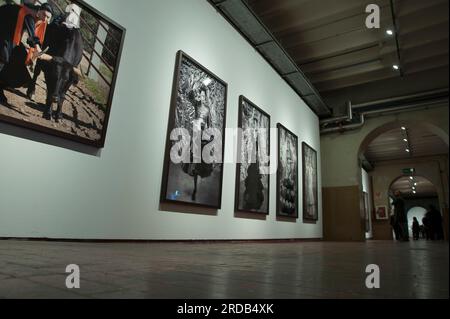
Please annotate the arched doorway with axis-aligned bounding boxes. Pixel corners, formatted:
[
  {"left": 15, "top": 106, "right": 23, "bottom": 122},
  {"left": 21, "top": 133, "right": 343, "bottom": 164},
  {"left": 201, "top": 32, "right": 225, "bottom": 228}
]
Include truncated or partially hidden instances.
[
  {"left": 389, "top": 175, "right": 442, "bottom": 240},
  {"left": 321, "top": 106, "right": 449, "bottom": 242},
  {"left": 358, "top": 121, "right": 449, "bottom": 240},
  {"left": 407, "top": 207, "right": 427, "bottom": 239}
]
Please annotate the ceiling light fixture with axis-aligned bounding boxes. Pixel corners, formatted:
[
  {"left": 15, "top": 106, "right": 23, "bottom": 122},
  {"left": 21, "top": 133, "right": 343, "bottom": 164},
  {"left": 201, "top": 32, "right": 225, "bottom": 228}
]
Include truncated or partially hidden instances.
[
  {"left": 406, "top": 148, "right": 410, "bottom": 153},
  {"left": 401, "top": 126, "right": 406, "bottom": 130},
  {"left": 393, "top": 65, "right": 400, "bottom": 70},
  {"left": 410, "top": 176, "right": 414, "bottom": 180},
  {"left": 386, "top": 29, "right": 394, "bottom": 36},
  {"left": 403, "top": 138, "right": 408, "bottom": 142}
]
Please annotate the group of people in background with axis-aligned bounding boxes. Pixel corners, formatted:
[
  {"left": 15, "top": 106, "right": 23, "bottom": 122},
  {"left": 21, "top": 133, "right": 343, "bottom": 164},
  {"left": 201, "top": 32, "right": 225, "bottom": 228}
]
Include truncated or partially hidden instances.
[
  {"left": 390, "top": 190, "right": 444, "bottom": 241},
  {"left": 414, "top": 206, "right": 444, "bottom": 240}
]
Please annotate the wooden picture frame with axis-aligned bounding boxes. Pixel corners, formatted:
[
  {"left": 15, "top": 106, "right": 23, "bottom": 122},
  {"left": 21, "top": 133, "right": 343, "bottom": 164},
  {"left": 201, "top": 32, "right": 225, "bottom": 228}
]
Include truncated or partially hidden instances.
[
  {"left": 375, "top": 205, "right": 389, "bottom": 220},
  {"left": 160, "top": 51, "right": 228, "bottom": 209},
  {"left": 0, "top": 0, "right": 126, "bottom": 148},
  {"left": 235, "top": 95, "right": 270, "bottom": 215},
  {"left": 302, "top": 142, "right": 319, "bottom": 221},
  {"left": 276, "top": 123, "right": 299, "bottom": 218}
]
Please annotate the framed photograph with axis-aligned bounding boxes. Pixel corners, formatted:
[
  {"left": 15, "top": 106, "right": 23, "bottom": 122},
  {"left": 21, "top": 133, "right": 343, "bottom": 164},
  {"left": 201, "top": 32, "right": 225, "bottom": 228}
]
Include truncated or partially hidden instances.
[
  {"left": 277, "top": 123, "right": 298, "bottom": 218},
  {"left": 302, "top": 142, "right": 319, "bottom": 221},
  {"left": 235, "top": 96, "right": 270, "bottom": 215},
  {"left": 375, "top": 205, "right": 388, "bottom": 220},
  {"left": 160, "top": 51, "right": 227, "bottom": 209},
  {"left": 0, "top": 0, "right": 126, "bottom": 148}
]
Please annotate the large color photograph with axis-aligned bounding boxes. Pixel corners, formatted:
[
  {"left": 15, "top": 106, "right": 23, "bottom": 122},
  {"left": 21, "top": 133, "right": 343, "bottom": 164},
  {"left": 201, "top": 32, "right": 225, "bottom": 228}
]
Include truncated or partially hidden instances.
[
  {"left": 235, "top": 96, "right": 270, "bottom": 215},
  {"left": 303, "top": 142, "right": 318, "bottom": 221},
  {"left": 161, "top": 51, "right": 227, "bottom": 209},
  {"left": 277, "top": 123, "right": 298, "bottom": 218},
  {"left": 0, "top": 0, "right": 125, "bottom": 147}
]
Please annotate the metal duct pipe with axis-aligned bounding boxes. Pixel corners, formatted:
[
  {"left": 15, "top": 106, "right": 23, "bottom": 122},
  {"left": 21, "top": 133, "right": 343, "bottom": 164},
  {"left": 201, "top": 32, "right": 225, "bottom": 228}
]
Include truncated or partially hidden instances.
[
  {"left": 352, "top": 88, "right": 449, "bottom": 110},
  {"left": 320, "top": 98, "right": 448, "bottom": 135},
  {"left": 320, "top": 101, "right": 353, "bottom": 126},
  {"left": 207, "top": 0, "right": 331, "bottom": 116},
  {"left": 321, "top": 114, "right": 365, "bottom": 135},
  {"left": 362, "top": 98, "right": 447, "bottom": 117},
  {"left": 320, "top": 89, "right": 448, "bottom": 128}
]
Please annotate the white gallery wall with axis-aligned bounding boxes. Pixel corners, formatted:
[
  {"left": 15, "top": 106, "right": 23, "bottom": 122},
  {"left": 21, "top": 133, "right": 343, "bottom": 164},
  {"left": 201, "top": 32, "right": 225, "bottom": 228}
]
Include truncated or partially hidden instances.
[{"left": 0, "top": 0, "right": 322, "bottom": 240}]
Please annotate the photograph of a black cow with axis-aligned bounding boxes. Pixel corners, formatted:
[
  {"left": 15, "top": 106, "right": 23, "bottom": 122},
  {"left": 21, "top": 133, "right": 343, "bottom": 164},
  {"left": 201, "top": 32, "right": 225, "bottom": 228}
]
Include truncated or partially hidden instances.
[
  {"left": 27, "top": 21, "right": 83, "bottom": 123},
  {"left": 0, "top": 0, "right": 126, "bottom": 148}
]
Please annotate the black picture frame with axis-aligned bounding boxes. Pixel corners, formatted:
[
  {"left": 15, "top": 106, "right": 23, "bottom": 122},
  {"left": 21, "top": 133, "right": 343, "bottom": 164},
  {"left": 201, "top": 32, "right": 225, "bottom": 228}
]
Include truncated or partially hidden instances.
[
  {"left": 0, "top": 0, "right": 126, "bottom": 148},
  {"left": 302, "top": 142, "right": 319, "bottom": 221},
  {"left": 235, "top": 95, "right": 271, "bottom": 215},
  {"left": 160, "top": 50, "right": 228, "bottom": 209},
  {"left": 276, "top": 123, "right": 299, "bottom": 219}
]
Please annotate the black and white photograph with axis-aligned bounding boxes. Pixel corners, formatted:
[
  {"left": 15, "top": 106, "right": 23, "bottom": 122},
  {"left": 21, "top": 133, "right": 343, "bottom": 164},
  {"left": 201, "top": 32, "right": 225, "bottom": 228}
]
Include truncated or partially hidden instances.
[
  {"left": 0, "top": 0, "right": 125, "bottom": 147},
  {"left": 277, "top": 123, "right": 298, "bottom": 218},
  {"left": 303, "top": 142, "right": 318, "bottom": 221},
  {"left": 161, "top": 51, "right": 227, "bottom": 209},
  {"left": 235, "top": 96, "right": 270, "bottom": 215}
]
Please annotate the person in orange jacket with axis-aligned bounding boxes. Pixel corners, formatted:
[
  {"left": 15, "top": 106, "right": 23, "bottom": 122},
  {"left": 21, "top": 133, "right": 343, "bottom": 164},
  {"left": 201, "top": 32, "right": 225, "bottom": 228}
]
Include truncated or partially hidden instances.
[{"left": 0, "top": 2, "right": 53, "bottom": 105}]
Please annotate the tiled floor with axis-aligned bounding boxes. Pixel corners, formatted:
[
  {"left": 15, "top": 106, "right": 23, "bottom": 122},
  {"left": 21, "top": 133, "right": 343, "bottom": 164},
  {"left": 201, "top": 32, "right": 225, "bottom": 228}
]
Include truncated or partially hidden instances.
[{"left": 0, "top": 239, "right": 448, "bottom": 299}]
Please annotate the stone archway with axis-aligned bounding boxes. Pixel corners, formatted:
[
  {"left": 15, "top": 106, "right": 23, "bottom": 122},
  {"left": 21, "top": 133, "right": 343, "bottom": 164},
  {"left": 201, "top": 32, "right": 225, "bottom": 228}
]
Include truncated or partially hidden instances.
[
  {"left": 407, "top": 207, "right": 427, "bottom": 239},
  {"left": 389, "top": 175, "right": 441, "bottom": 240},
  {"left": 358, "top": 121, "right": 449, "bottom": 240},
  {"left": 321, "top": 106, "right": 449, "bottom": 242},
  {"left": 358, "top": 120, "right": 449, "bottom": 158}
]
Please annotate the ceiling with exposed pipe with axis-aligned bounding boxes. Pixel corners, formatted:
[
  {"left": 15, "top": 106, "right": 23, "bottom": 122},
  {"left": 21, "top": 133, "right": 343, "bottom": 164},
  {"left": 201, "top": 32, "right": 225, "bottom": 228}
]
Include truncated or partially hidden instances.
[{"left": 209, "top": 0, "right": 449, "bottom": 119}]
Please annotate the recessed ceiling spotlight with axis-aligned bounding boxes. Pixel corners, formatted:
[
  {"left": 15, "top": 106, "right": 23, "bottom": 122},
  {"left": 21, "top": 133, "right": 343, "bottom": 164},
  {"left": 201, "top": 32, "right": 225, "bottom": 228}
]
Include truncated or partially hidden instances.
[
  {"left": 410, "top": 176, "right": 414, "bottom": 180},
  {"left": 403, "top": 138, "right": 408, "bottom": 142},
  {"left": 393, "top": 65, "right": 400, "bottom": 70},
  {"left": 414, "top": 182, "right": 417, "bottom": 186},
  {"left": 401, "top": 126, "right": 406, "bottom": 130},
  {"left": 406, "top": 148, "right": 410, "bottom": 152},
  {"left": 386, "top": 29, "right": 394, "bottom": 36},
  {"left": 413, "top": 191, "right": 417, "bottom": 194}
]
